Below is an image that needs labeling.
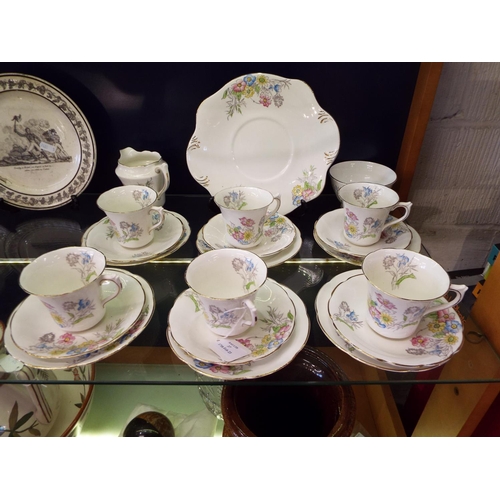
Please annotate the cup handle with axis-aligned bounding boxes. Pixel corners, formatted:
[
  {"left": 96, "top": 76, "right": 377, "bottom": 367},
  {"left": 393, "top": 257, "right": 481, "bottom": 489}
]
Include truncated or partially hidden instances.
[
  {"left": 266, "top": 193, "right": 281, "bottom": 219},
  {"left": 218, "top": 299, "right": 258, "bottom": 338},
  {"left": 98, "top": 273, "right": 123, "bottom": 307},
  {"left": 155, "top": 163, "right": 170, "bottom": 197},
  {"left": 423, "top": 284, "right": 468, "bottom": 317},
  {"left": 381, "top": 201, "right": 412, "bottom": 231},
  {"left": 148, "top": 206, "right": 166, "bottom": 233}
]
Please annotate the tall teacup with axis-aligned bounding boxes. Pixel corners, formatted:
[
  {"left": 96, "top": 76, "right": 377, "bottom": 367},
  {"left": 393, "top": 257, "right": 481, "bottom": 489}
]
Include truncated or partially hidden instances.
[
  {"left": 185, "top": 248, "right": 267, "bottom": 337},
  {"left": 214, "top": 187, "right": 281, "bottom": 248},
  {"left": 362, "top": 249, "right": 468, "bottom": 339},
  {"left": 19, "top": 246, "right": 123, "bottom": 332},
  {"left": 338, "top": 182, "right": 412, "bottom": 246},
  {"left": 97, "top": 185, "right": 167, "bottom": 249}
]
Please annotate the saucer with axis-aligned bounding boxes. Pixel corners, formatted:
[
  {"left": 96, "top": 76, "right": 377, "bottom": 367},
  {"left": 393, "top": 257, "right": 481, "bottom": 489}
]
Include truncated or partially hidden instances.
[
  {"left": 315, "top": 270, "right": 451, "bottom": 372},
  {"left": 202, "top": 213, "right": 296, "bottom": 257},
  {"left": 328, "top": 273, "right": 464, "bottom": 368},
  {"left": 10, "top": 269, "right": 146, "bottom": 359},
  {"left": 315, "top": 209, "right": 412, "bottom": 258},
  {"left": 5, "top": 269, "right": 155, "bottom": 369},
  {"left": 167, "top": 282, "right": 309, "bottom": 380},
  {"left": 81, "top": 211, "right": 189, "bottom": 266},
  {"left": 169, "top": 279, "right": 296, "bottom": 365},
  {"left": 314, "top": 224, "right": 421, "bottom": 266},
  {"left": 196, "top": 227, "right": 302, "bottom": 268}
]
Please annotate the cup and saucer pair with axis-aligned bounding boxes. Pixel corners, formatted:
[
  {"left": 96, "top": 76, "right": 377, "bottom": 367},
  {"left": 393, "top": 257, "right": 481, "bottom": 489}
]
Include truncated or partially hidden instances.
[
  {"left": 4, "top": 269, "right": 155, "bottom": 370},
  {"left": 196, "top": 213, "right": 302, "bottom": 267},
  {"left": 315, "top": 269, "right": 464, "bottom": 372},
  {"left": 313, "top": 209, "right": 421, "bottom": 265},
  {"left": 167, "top": 279, "right": 310, "bottom": 380},
  {"left": 81, "top": 211, "right": 191, "bottom": 266}
]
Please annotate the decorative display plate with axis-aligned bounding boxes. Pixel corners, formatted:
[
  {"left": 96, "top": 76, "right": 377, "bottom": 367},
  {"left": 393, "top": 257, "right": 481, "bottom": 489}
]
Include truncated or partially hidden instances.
[
  {"left": 315, "top": 270, "right": 451, "bottom": 372},
  {"left": 10, "top": 269, "right": 145, "bottom": 359},
  {"left": 315, "top": 209, "right": 412, "bottom": 257},
  {"left": 314, "top": 224, "right": 421, "bottom": 266},
  {"left": 202, "top": 213, "right": 296, "bottom": 257},
  {"left": 4, "top": 269, "right": 154, "bottom": 369},
  {"left": 327, "top": 273, "right": 464, "bottom": 368},
  {"left": 81, "top": 211, "right": 190, "bottom": 266},
  {"left": 186, "top": 73, "right": 340, "bottom": 215},
  {"left": 0, "top": 73, "right": 96, "bottom": 209},
  {"left": 196, "top": 225, "right": 302, "bottom": 268},
  {"left": 169, "top": 279, "right": 296, "bottom": 365},
  {"left": 167, "top": 282, "right": 309, "bottom": 380}
]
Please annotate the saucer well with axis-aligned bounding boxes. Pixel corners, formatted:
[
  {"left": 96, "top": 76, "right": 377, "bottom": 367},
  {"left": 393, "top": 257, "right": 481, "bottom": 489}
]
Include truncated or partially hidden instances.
[
  {"left": 327, "top": 273, "right": 464, "bottom": 368},
  {"left": 10, "top": 269, "right": 146, "bottom": 359},
  {"left": 315, "top": 209, "right": 412, "bottom": 258},
  {"left": 202, "top": 213, "right": 296, "bottom": 257},
  {"left": 81, "top": 211, "right": 189, "bottom": 266},
  {"left": 4, "top": 269, "right": 155, "bottom": 369},
  {"left": 167, "top": 282, "right": 310, "bottom": 380},
  {"left": 169, "top": 279, "right": 296, "bottom": 365}
]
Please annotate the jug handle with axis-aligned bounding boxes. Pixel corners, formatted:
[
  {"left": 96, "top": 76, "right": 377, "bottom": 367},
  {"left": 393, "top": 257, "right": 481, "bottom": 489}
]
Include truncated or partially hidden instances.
[{"left": 155, "top": 163, "right": 170, "bottom": 198}]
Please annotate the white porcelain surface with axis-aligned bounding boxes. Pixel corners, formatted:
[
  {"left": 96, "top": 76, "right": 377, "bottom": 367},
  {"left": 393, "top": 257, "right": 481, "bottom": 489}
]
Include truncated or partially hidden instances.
[
  {"left": 186, "top": 73, "right": 340, "bottom": 215},
  {"left": 167, "top": 282, "right": 310, "bottom": 380},
  {"left": 82, "top": 211, "right": 188, "bottom": 266},
  {"left": 315, "top": 270, "right": 451, "bottom": 372},
  {"left": 12, "top": 270, "right": 145, "bottom": 358},
  {"left": 0, "top": 73, "right": 96, "bottom": 210},
  {"left": 203, "top": 213, "right": 295, "bottom": 257},
  {"left": 169, "top": 279, "right": 296, "bottom": 365},
  {"left": 4, "top": 270, "right": 155, "bottom": 369},
  {"left": 328, "top": 273, "right": 463, "bottom": 368},
  {"left": 315, "top": 209, "right": 412, "bottom": 258}
]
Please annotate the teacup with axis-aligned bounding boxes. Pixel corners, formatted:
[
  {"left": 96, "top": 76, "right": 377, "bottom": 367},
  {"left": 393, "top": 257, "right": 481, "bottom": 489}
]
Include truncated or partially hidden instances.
[
  {"left": 97, "top": 185, "right": 167, "bottom": 248},
  {"left": 214, "top": 186, "right": 281, "bottom": 249},
  {"left": 362, "top": 249, "right": 468, "bottom": 339},
  {"left": 185, "top": 248, "right": 267, "bottom": 337},
  {"left": 338, "top": 182, "right": 412, "bottom": 247},
  {"left": 19, "top": 246, "right": 123, "bottom": 332}
]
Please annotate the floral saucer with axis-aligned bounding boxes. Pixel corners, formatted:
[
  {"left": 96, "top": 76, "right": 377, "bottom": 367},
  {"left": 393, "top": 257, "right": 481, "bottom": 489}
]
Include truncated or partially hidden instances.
[
  {"left": 315, "top": 270, "right": 451, "bottom": 372},
  {"left": 196, "top": 226, "right": 302, "bottom": 268},
  {"left": 10, "top": 269, "right": 146, "bottom": 359},
  {"left": 167, "top": 283, "right": 309, "bottom": 380},
  {"left": 315, "top": 209, "right": 412, "bottom": 258},
  {"left": 4, "top": 269, "right": 155, "bottom": 370},
  {"left": 327, "top": 273, "right": 464, "bottom": 368},
  {"left": 81, "top": 211, "right": 189, "bottom": 266},
  {"left": 202, "top": 213, "right": 296, "bottom": 257},
  {"left": 314, "top": 224, "right": 421, "bottom": 266},
  {"left": 169, "top": 279, "right": 296, "bottom": 365}
]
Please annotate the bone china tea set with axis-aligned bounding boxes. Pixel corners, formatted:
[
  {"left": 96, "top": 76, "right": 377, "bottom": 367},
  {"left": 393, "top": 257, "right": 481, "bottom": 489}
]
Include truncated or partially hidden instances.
[{"left": 0, "top": 72, "right": 467, "bottom": 437}]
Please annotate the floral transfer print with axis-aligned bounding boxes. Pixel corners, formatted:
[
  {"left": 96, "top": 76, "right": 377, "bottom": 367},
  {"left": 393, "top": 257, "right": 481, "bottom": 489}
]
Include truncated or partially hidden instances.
[
  {"left": 222, "top": 190, "right": 247, "bottom": 210},
  {"left": 226, "top": 215, "right": 265, "bottom": 246},
  {"left": 406, "top": 307, "right": 461, "bottom": 358},
  {"left": 194, "top": 359, "right": 251, "bottom": 376},
  {"left": 232, "top": 257, "right": 259, "bottom": 292},
  {"left": 41, "top": 298, "right": 96, "bottom": 329},
  {"left": 343, "top": 208, "right": 383, "bottom": 241},
  {"left": 380, "top": 220, "right": 409, "bottom": 244},
  {"left": 0, "top": 401, "right": 41, "bottom": 437},
  {"left": 132, "top": 188, "right": 152, "bottom": 207},
  {"left": 66, "top": 251, "right": 97, "bottom": 284},
  {"left": 382, "top": 253, "right": 418, "bottom": 289},
  {"left": 333, "top": 301, "right": 363, "bottom": 330},
  {"left": 352, "top": 185, "right": 381, "bottom": 208},
  {"left": 292, "top": 166, "right": 322, "bottom": 206},
  {"left": 107, "top": 219, "right": 144, "bottom": 244},
  {"left": 222, "top": 74, "right": 291, "bottom": 119},
  {"left": 263, "top": 214, "right": 293, "bottom": 242}
]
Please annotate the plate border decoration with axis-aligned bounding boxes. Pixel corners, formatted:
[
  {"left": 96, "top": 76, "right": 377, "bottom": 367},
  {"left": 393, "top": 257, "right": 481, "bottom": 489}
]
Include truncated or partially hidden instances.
[{"left": 0, "top": 73, "right": 97, "bottom": 210}]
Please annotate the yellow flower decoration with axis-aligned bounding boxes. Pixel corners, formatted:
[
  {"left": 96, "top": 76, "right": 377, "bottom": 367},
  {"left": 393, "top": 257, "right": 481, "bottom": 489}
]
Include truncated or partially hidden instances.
[
  {"left": 243, "top": 231, "right": 253, "bottom": 241},
  {"left": 347, "top": 223, "right": 357, "bottom": 235},
  {"left": 428, "top": 321, "right": 445, "bottom": 333},
  {"left": 243, "top": 86, "right": 255, "bottom": 98},
  {"left": 292, "top": 185, "right": 302, "bottom": 196},
  {"left": 380, "top": 312, "right": 394, "bottom": 326},
  {"left": 444, "top": 334, "right": 458, "bottom": 345},
  {"left": 256, "top": 74, "right": 269, "bottom": 85}
]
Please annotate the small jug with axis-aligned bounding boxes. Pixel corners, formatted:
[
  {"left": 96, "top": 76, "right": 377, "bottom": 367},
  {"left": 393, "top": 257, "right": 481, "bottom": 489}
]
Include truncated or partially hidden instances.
[{"left": 115, "top": 147, "right": 170, "bottom": 206}]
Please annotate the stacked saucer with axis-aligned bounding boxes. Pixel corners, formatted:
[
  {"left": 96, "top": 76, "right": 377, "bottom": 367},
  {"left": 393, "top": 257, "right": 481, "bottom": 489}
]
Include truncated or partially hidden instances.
[
  {"left": 82, "top": 211, "right": 191, "bottom": 266},
  {"left": 313, "top": 209, "right": 421, "bottom": 265},
  {"left": 315, "top": 270, "right": 464, "bottom": 372},
  {"left": 4, "top": 268, "right": 155, "bottom": 370},
  {"left": 197, "top": 213, "right": 302, "bottom": 267},
  {"left": 167, "top": 278, "right": 310, "bottom": 380}
]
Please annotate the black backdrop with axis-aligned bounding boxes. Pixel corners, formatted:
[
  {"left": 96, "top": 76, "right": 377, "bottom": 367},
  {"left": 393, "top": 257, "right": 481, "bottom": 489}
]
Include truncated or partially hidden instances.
[{"left": 0, "top": 62, "right": 421, "bottom": 197}]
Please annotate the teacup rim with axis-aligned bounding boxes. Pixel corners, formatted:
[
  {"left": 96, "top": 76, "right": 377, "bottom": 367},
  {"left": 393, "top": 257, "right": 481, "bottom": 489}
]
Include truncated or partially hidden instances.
[{"left": 97, "top": 185, "right": 158, "bottom": 214}]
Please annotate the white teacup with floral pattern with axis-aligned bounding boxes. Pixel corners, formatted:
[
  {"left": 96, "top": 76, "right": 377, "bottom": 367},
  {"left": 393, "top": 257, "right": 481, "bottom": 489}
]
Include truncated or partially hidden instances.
[
  {"left": 185, "top": 248, "right": 267, "bottom": 337},
  {"left": 97, "top": 185, "right": 167, "bottom": 249},
  {"left": 338, "top": 182, "right": 412, "bottom": 247},
  {"left": 19, "top": 246, "right": 123, "bottom": 332},
  {"left": 362, "top": 249, "right": 468, "bottom": 339},
  {"left": 214, "top": 186, "right": 281, "bottom": 249}
]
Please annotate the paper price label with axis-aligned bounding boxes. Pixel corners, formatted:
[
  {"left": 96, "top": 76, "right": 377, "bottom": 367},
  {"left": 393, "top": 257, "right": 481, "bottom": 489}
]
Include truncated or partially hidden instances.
[{"left": 209, "top": 338, "right": 252, "bottom": 363}]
